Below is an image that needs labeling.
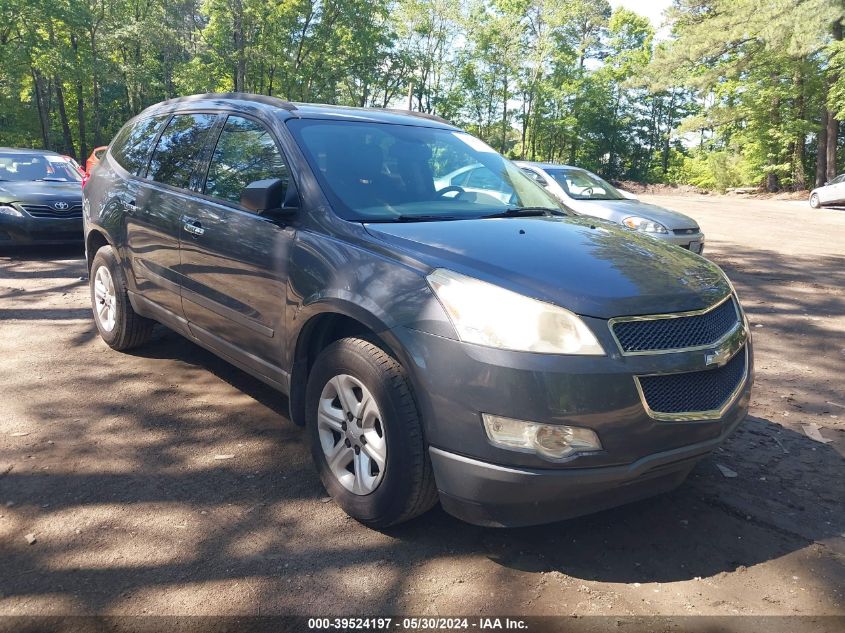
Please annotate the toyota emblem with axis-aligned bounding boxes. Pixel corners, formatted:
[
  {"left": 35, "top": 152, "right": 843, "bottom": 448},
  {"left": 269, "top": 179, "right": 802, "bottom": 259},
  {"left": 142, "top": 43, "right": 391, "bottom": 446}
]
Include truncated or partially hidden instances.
[{"left": 53, "top": 201, "right": 69, "bottom": 210}]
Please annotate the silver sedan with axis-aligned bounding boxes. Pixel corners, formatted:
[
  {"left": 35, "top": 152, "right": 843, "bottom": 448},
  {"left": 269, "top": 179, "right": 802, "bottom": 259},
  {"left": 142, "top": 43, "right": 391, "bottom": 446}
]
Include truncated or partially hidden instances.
[
  {"left": 809, "top": 174, "right": 845, "bottom": 208},
  {"left": 515, "top": 161, "right": 705, "bottom": 254}
]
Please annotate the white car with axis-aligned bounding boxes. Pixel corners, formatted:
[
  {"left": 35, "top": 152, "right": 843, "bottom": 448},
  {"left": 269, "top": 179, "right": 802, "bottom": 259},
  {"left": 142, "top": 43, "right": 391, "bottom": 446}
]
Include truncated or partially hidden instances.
[{"left": 810, "top": 174, "right": 845, "bottom": 208}]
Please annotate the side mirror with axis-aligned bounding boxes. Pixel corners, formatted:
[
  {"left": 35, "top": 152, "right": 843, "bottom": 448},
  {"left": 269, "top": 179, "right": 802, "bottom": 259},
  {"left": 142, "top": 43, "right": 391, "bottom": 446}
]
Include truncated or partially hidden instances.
[{"left": 240, "top": 178, "right": 298, "bottom": 220}]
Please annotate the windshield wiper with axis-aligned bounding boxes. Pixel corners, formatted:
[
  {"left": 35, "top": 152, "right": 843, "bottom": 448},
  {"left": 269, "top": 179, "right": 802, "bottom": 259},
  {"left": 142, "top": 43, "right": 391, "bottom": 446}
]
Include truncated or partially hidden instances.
[
  {"left": 36, "top": 178, "right": 69, "bottom": 182},
  {"left": 391, "top": 214, "right": 464, "bottom": 222},
  {"left": 481, "top": 207, "right": 557, "bottom": 219}
]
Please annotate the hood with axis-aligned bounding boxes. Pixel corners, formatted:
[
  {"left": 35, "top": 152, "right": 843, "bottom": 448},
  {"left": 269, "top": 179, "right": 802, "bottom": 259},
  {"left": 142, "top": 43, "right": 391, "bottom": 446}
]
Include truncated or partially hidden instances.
[
  {"left": 0, "top": 180, "right": 82, "bottom": 205},
  {"left": 365, "top": 215, "right": 728, "bottom": 319},
  {"left": 566, "top": 198, "right": 699, "bottom": 231}
]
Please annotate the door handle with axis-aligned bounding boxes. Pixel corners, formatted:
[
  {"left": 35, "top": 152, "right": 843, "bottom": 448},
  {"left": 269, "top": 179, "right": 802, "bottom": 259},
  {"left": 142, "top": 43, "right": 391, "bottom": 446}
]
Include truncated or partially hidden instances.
[{"left": 183, "top": 217, "right": 205, "bottom": 236}]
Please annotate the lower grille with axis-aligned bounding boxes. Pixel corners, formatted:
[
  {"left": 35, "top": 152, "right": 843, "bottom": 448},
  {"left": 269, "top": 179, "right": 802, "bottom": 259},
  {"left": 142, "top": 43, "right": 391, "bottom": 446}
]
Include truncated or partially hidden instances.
[
  {"left": 637, "top": 347, "right": 747, "bottom": 417},
  {"left": 21, "top": 204, "right": 83, "bottom": 219}
]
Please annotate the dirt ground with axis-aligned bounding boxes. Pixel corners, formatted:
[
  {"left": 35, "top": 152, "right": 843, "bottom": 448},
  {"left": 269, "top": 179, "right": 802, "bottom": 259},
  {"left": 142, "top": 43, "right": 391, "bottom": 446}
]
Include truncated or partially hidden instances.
[{"left": 1, "top": 195, "right": 843, "bottom": 625}]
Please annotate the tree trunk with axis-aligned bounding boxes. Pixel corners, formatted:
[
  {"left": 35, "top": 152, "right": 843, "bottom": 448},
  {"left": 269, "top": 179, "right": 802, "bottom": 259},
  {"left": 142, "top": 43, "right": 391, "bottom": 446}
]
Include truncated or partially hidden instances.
[
  {"left": 71, "top": 35, "right": 87, "bottom": 162},
  {"left": 817, "top": 109, "right": 828, "bottom": 186},
  {"left": 31, "top": 68, "right": 51, "bottom": 149},
  {"left": 55, "top": 79, "right": 75, "bottom": 158},
  {"left": 233, "top": 0, "right": 246, "bottom": 92},
  {"left": 766, "top": 172, "right": 779, "bottom": 193},
  {"left": 792, "top": 67, "right": 805, "bottom": 191},
  {"left": 827, "top": 18, "right": 843, "bottom": 181}
]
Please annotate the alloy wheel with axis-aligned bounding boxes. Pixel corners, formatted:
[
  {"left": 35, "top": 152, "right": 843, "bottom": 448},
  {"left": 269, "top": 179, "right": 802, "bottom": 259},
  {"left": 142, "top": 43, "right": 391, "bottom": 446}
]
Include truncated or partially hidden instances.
[{"left": 93, "top": 265, "right": 117, "bottom": 332}]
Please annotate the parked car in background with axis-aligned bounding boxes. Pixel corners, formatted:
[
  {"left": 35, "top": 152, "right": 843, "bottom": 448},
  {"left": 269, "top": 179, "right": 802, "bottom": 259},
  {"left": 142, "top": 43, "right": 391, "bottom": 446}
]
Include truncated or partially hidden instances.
[
  {"left": 84, "top": 94, "right": 752, "bottom": 528},
  {"left": 0, "top": 148, "right": 83, "bottom": 245},
  {"left": 809, "top": 174, "right": 845, "bottom": 208},
  {"left": 86, "top": 146, "right": 108, "bottom": 174},
  {"left": 516, "top": 161, "right": 706, "bottom": 254}
]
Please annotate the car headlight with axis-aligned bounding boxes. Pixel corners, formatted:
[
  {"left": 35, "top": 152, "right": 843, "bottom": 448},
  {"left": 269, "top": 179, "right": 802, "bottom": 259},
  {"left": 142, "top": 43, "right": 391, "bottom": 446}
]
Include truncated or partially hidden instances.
[
  {"left": 426, "top": 269, "right": 604, "bottom": 355},
  {"left": 622, "top": 216, "right": 668, "bottom": 233},
  {"left": 0, "top": 205, "right": 23, "bottom": 217}
]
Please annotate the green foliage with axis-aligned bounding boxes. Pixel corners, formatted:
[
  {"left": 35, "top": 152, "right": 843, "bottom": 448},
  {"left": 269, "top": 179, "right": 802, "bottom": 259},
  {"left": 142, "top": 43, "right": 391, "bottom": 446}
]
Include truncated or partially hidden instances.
[{"left": 0, "top": 0, "right": 841, "bottom": 192}]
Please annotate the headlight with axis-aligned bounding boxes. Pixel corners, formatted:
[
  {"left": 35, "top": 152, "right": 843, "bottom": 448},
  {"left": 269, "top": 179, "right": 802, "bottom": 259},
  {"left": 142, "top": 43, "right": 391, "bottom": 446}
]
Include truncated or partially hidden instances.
[
  {"left": 0, "top": 205, "right": 22, "bottom": 217},
  {"left": 426, "top": 268, "right": 604, "bottom": 355},
  {"left": 483, "top": 414, "right": 602, "bottom": 460},
  {"left": 622, "top": 216, "right": 668, "bottom": 233}
]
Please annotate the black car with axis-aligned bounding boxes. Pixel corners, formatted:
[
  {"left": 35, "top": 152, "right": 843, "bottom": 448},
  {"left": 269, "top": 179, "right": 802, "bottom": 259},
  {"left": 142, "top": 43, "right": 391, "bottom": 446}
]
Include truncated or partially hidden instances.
[
  {"left": 84, "top": 94, "right": 752, "bottom": 528},
  {"left": 0, "top": 148, "right": 84, "bottom": 245}
]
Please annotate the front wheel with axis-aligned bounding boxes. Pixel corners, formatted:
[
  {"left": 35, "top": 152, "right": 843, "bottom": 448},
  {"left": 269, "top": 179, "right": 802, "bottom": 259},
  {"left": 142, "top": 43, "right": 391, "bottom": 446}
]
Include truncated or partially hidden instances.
[
  {"left": 305, "top": 337, "right": 438, "bottom": 528},
  {"left": 809, "top": 193, "right": 821, "bottom": 209},
  {"left": 90, "top": 245, "right": 154, "bottom": 350}
]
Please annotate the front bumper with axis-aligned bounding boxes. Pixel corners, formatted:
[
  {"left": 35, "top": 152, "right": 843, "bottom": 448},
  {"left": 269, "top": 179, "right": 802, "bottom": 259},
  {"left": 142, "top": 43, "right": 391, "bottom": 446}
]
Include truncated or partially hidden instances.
[
  {"left": 391, "top": 316, "right": 752, "bottom": 526},
  {"left": 654, "top": 231, "right": 705, "bottom": 253},
  {"left": 0, "top": 214, "right": 83, "bottom": 244},
  {"left": 431, "top": 408, "right": 744, "bottom": 527}
]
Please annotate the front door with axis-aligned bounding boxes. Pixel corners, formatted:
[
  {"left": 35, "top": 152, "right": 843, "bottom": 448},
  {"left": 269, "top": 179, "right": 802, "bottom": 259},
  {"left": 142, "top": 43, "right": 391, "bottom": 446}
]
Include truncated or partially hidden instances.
[{"left": 179, "top": 114, "right": 295, "bottom": 384}]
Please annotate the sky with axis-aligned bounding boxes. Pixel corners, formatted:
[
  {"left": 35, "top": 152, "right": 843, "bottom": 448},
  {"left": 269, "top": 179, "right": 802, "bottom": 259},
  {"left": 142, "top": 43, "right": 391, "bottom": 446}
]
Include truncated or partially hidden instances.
[{"left": 610, "top": 0, "right": 673, "bottom": 30}]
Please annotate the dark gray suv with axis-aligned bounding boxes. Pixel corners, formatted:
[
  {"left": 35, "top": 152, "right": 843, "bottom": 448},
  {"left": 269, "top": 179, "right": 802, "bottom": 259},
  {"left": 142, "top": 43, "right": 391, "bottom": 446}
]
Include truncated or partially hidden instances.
[{"left": 83, "top": 93, "right": 753, "bottom": 528}]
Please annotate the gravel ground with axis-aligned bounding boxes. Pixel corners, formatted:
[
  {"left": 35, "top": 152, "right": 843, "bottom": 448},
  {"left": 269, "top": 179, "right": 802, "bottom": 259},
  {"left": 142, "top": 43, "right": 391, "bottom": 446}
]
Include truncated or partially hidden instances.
[{"left": 0, "top": 195, "right": 843, "bottom": 623}]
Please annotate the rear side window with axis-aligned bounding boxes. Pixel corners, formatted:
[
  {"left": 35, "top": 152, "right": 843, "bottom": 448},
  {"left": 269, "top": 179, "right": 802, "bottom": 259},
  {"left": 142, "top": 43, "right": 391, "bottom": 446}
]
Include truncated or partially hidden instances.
[
  {"left": 203, "top": 115, "right": 289, "bottom": 205},
  {"left": 147, "top": 113, "right": 217, "bottom": 189},
  {"left": 110, "top": 116, "right": 167, "bottom": 175}
]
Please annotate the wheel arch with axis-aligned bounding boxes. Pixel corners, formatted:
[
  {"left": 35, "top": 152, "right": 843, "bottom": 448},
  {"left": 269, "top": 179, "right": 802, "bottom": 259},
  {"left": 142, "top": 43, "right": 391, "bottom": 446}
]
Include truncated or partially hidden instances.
[
  {"left": 287, "top": 305, "right": 409, "bottom": 427},
  {"left": 85, "top": 228, "right": 113, "bottom": 271}
]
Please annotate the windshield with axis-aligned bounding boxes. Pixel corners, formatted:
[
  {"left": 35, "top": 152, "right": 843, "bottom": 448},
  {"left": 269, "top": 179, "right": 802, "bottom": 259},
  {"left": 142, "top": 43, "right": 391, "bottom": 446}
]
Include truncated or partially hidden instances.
[
  {"left": 547, "top": 169, "right": 624, "bottom": 201},
  {"left": 287, "top": 119, "right": 564, "bottom": 222},
  {"left": 0, "top": 153, "right": 83, "bottom": 182}
]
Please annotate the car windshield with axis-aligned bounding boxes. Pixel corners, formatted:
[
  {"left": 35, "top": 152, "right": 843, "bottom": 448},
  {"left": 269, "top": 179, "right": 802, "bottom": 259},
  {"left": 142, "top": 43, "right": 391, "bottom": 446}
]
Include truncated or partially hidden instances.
[
  {"left": 547, "top": 168, "right": 624, "bottom": 201},
  {"left": 0, "top": 153, "right": 82, "bottom": 182},
  {"left": 287, "top": 119, "right": 564, "bottom": 222}
]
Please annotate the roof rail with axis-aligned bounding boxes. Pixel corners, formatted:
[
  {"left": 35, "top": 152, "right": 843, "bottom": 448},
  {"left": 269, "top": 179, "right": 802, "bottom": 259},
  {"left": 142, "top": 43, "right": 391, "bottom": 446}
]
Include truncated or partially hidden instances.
[
  {"left": 386, "top": 109, "right": 452, "bottom": 126},
  {"left": 155, "top": 92, "right": 298, "bottom": 112}
]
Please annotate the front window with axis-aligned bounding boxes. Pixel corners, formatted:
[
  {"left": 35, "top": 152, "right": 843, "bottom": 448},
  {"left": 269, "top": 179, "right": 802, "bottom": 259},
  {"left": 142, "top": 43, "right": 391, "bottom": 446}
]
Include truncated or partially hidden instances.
[
  {"left": 287, "top": 120, "right": 563, "bottom": 222},
  {"left": 0, "top": 153, "right": 83, "bottom": 182},
  {"left": 546, "top": 169, "right": 624, "bottom": 201},
  {"left": 204, "top": 115, "right": 290, "bottom": 205}
]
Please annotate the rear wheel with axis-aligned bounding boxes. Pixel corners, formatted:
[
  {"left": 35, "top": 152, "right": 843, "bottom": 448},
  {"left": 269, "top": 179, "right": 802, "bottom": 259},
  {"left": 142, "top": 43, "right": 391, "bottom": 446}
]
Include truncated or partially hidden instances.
[
  {"left": 90, "top": 245, "right": 154, "bottom": 350},
  {"left": 306, "top": 337, "right": 438, "bottom": 528},
  {"left": 809, "top": 193, "right": 821, "bottom": 209}
]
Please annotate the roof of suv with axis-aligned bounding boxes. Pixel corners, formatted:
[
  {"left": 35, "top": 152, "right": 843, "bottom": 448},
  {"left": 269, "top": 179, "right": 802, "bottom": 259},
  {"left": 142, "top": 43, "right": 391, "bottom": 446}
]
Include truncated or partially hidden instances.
[{"left": 145, "top": 93, "right": 457, "bottom": 129}]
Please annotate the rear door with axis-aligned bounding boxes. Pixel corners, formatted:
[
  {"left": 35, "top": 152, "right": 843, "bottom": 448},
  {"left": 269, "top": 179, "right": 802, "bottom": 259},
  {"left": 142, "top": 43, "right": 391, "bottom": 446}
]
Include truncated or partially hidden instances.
[
  {"left": 178, "top": 114, "right": 295, "bottom": 384},
  {"left": 127, "top": 112, "right": 219, "bottom": 318}
]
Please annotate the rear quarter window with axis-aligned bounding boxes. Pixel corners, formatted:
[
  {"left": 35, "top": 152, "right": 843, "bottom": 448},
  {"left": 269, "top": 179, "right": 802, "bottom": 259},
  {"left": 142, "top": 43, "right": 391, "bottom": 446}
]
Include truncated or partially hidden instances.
[{"left": 110, "top": 115, "right": 168, "bottom": 175}]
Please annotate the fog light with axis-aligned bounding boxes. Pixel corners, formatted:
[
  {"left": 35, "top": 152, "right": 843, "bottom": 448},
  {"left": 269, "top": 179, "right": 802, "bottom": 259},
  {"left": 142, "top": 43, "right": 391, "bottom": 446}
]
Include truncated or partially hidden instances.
[{"left": 482, "top": 414, "right": 602, "bottom": 461}]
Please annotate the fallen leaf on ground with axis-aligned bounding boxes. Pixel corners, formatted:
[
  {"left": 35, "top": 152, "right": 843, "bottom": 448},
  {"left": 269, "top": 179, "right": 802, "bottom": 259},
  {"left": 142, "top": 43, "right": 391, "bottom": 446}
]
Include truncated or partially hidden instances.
[
  {"left": 716, "top": 464, "right": 738, "bottom": 478},
  {"left": 801, "top": 424, "right": 832, "bottom": 444}
]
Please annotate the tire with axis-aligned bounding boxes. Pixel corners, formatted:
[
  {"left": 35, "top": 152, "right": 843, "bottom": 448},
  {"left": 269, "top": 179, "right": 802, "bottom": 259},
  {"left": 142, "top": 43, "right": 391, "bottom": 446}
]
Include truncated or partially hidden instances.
[
  {"left": 90, "top": 245, "right": 154, "bottom": 350},
  {"left": 305, "top": 337, "right": 438, "bottom": 528},
  {"left": 809, "top": 193, "right": 821, "bottom": 209}
]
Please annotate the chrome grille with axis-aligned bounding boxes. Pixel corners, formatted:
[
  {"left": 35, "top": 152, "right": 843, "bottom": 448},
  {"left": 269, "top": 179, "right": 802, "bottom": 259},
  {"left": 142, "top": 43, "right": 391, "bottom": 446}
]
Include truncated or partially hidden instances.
[
  {"left": 21, "top": 203, "right": 83, "bottom": 219},
  {"left": 637, "top": 347, "right": 747, "bottom": 417},
  {"left": 611, "top": 296, "right": 739, "bottom": 353}
]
